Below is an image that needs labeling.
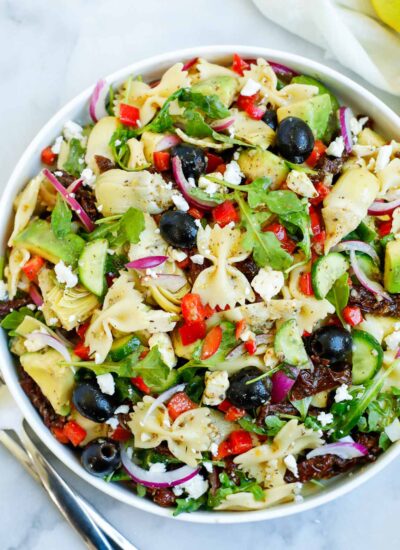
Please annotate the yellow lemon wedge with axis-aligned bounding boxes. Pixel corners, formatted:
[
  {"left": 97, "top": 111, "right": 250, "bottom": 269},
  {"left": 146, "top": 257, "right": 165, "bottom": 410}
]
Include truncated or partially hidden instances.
[{"left": 371, "top": 0, "right": 400, "bottom": 32}]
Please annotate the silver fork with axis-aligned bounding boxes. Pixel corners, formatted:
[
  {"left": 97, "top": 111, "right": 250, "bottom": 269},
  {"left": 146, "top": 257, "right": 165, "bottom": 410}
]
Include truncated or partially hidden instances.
[{"left": 0, "top": 374, "right": 138, "bottom": 550}]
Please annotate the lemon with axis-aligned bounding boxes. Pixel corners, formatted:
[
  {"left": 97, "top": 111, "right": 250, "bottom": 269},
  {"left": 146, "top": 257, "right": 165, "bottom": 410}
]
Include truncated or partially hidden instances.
[{"left": 371, "top": 0, "right": 400, "bottom": 32}]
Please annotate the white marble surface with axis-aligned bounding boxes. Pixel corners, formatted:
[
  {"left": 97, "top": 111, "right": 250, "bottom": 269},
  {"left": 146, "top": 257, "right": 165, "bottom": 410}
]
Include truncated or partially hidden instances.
[{"left": 1, "top": 0, "right": 400, "bottom": 548}]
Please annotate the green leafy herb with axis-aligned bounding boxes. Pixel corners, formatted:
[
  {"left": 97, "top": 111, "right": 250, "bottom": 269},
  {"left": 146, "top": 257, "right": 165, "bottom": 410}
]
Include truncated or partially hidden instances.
[
  {"left": 180, "top": 108, "right": 213, "bottom": 138},
  {"left": 326, "top": 272, "right": 350, "bottom": 327},
  {"left": 136, "top": 484, "right": 147, "bottom": 498},
  {"left": 264, "top": 415, "right": 287, "bottom": 436},
  {"left": 114, "top": 378, "right": 141, "bottom": 404},
  {"left": 104, "top": 253, "right": 129, "bottom": 276},
  {"left": 178, "top": 89, "right": 230, "bottom": 119},
  {"left": 0, "top": 256, "right": 5, "bottom": 280},
  {"left": 235, "top": 192, "right": 293, "bottom": 270},
  {"left": 208, "top": 471, "right": 264, "bottom": 509},
  {"left": 242, "top": 178, "right": 271, "bottom": 209},
  {"left": 285, "top": 161, "right": 317, "bottom": 175},
  {"left": 188, "top": 187, "right": 225, "bottom": 205},
  {"left": 51, "top": 195, "right": 72, "bottom": 239},
  {"left": 193, "top": 322, "right": 237, "bottom": 366},
  {"left": 136, "top": 448, "right": 182, "bottom": 469},
  {"left": 290, "top": 396, "right": 312, "bottom": 419},
  {"left": 63, "top": 138, "right": 86, "bottom": 177},
  {"left": 174, "top": 495, "right": 207, "bottom": 516},
  {"left": 146, "top": 89, "right": 183, "bottom": 133},
  {"left": 379, "top": 432, "right": 391, "bottom": 451},
  {"left": 89, "top": 208, "right": 145, "bottom": 248},
  {"left": 109, "top": 125, "right": 150, "bottom": 171},
  {"left": 178, "top": 368, "right": 205, "bottom": 403},
  {"left": 358, "top": 392, "right": 400, "bottom": 433},
  {"left": 264, "top": 190, "right": 304, "bottom": 215},
  {"left": 105, "top": 469, "right": 132, "bottom": 482},
  {"left": 280, "top": 207, "right": 311, "bottom": 260},
  {"left": 1, "top": 307, "right": 42, "bottom": 336},
  {"left": 238, "top": 416, "right": 269, "bottom": 436},
  {"left": 130, "top": 346, "right": 178, "bottom": 392}
]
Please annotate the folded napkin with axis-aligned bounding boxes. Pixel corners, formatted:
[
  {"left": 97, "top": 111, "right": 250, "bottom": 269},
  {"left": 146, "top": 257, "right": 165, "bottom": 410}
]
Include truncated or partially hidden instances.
[{"left": 252, "top": 0, "right": 400, "bottom": 95}]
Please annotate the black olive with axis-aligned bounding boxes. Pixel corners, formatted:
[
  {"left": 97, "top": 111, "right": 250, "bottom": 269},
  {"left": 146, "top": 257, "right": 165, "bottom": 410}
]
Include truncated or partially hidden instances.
[
  {"left": 72, "top": 381, "right": 116, "bottom": 423},
  {"left": 276, "top": 117, "right": 315, "bottom": 163},
  {"left": 159, "top": 211, "right": 198, "bottom": 249},
  {"left": 308, "top": 326, "right": 352, "bottom": 364},
  {"left": 170, "top": 144, "right": 207, "bottom": 179},
  {"left": 226, "top": 367, "right": 272, "bottom": 410},
  {"left": 262, "top": 109, "right": 278, "bottom": 131},
  {"left": 81, "top": 438, "right": 121, "bottom": 477}
]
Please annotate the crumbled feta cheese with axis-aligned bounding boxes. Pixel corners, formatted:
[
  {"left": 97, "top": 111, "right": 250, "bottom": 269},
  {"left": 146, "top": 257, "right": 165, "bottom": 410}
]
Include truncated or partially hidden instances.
[
  {"left": 375, "top": 143, "right": 393, "bottom": 172},
  {"left": 224, "top": 160, "right": 243, "bottom": 185},
  {"left": 24, "top": 337, "right": 45, "bottom": 352},
  {"left": 149, "top": 462, "right": 167, "bottom": 474},
  {"left": 240, "top": 329, "right": 255, "bottom": 343},
  {"left": 352, "top": 144, "right": 377, "bottom": 157},
  {"left": 94, "top": 352, "right": 102, "bottom": 365},
  {"left": 0, "top": 281, "right": 8, "bottom": 301},
  {"left": 178, "top": 474, "right": 209, "bottom": 499},
  {"left": 172, "top": 485, "right": 184, "bottom": 496},
  {"left": 384, "top": 330, "right": 400, "bottom": 350},
  {"left": 54, "top": 170, "right": 64, "bottom": 177},
  {"left": 51, "top": 136, "right": 64, "bottom": 154},
  {"left": 317, "top": 411, "right": 334, "bottom": 427},
  {"left": 54, "top": 261, "right": 78, "bottom": 288},
  {"left": 350, "top": 116, "right": 368, "bottom": 136},
  {"left": 63, "top": 120, "right": 84, "bottom": 141},
  {"left": 68, "top": 315, "right": 76, "bottom": 323},
  {"left": 107, "top": 249, "right": 115, "bottom": 256},
  {"left": 114, "top": 405, "right": 130, "bottom": 415},
  {"left": 81, "top": 168, "right": 96, "bottom": 188},
  {"left": 169, "top": 248, "right": 187, "bottom": 262},
  {"left": 194, "top": 219, "right": 202, "bottom": 228},
  {"left": 148, "top": 332, "right": 177, "bottom": 368},
  {"left": 172, "top": 193, "right": 190, "bottom": 212},
  {"left": 114, "top": 139, "right": 122, "bottom": 146},
  {"left": 48, "top": 317, "right": 58, "bottom": 326},
  {"left": 203, "top": 370, "right": 229, "bottom": 406},
  {"left": 385, "top": 418, "right": 400, "bottom": 442},
  {"left": 146, "top": 268, "right": 158, "bottom": 279},
  {"left": 210, "top": 442, "right": 219, "bottom": 456},
  {"left": 286, "top": 170, "right": 318, "bottom": 198},
  {"left": 203, "top": 461, "right": 213, "bottom": 473},
  {"left": 283, "top": 454, "right": 298, "bottom": 478},
  {"left": 97, "top": 204, "right": 103, "bottom": 212},
  {"left": 126, "top": 447, "right": 133, "bottom": 460},
  {"left": 334, "top": 384, "right": 353, "bottom": 403},
  {"left": 187, "top": 177, "right": 196, "bottom": 188},
  {"left": 251, "top": 267, "right": 284, "bottom": 302},
  {"left": 294, "top": 494, "right": 304, "bottom": 503},
  {"left": 106, "top": 417, "right": 119, "bottom": 430},
  {"left": 26, "top": 304, "right": 36, "bottom": 311},
  {"left": 198, "top": 176, "right": 220, "bottom": 196},
  {"left": 155, "top": 228, "right": 160, "bottom": 234},
  {"left": 326, "top": 136, "right": 345, "bottom": 158},
  {"left": 96, "top": 373, "right": 115, "bottom": 395},
  {"left": 233, "top": 151, "right": 240, "bottom": 161},
  {"left": 190, "top": 254, "right": 205, "bottom": 265},
  {"left": 241, "top": 78, "right": 262, "bottom": 97}
]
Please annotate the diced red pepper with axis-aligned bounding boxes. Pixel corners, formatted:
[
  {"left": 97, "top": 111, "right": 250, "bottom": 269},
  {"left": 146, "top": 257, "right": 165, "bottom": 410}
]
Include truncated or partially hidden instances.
[
  {"left": 153, "top": 151, "right": 170, "bottom": 172},
  {"left": 131, "top": 376, "right": 151, "bottom": 394},
  {"left": 201, "top": 326, "right": 223, "bottom": 360},
  {"left": 245, "top": 339, "right": 257, "bottom": 355},
  {"left": 342, "top": 306, "right": 363, "bottom": 326},
  {"left": 302, "top": 330, "right": 311, "bottom": 337},
  {"left": 212, "top": 200, "right": 239, "bottom": 227},
  {"left": 299, "top": 272, "right": 314, "bottom": 296},
  {"left": 167, "top": 391, "right": 197, "bottom": 421},
  {"left": 188, "top": 206, "right": 204, "bottom": 219},
  {"left": 228, "top": 430, "right": 254, "bottom": 454},
  {"left": 232, "top": 53, "right": 250, "bottom": 76},
  {"left": 139, "top": 350, "right": 149, "bottom": 360},
  {"left": 203, "top": 304, "right": 216, "bottom": 319},
  {"left": 63, "top": 420, "right": 87, "bottom": 447},
  {"left": 182, "top": 57, "right": 198, "bottom": 71},
  {"left": 245, "top": 102, "right": 265, "bottom": 120},
  {"left": 309, "top": 205, "right": 322, "bottom": 236},
  {"left": 176, "top": 257, "right": 190, "bottom": 269},
  {"left": 235, "top": 319, "right": 247, "bottom": 340},
  {"left": 41, "top": 146, "right": 57, "bottom": 165},
  {"left": 76, "top": 321, "right": 90, "bottom": 340},
  {"left": 110, "top": 426, "right": 132, "bottom": 442},
  {"left": 22, "top": 256, "right": 45, "bottom": 281},
  {"left": 119, "top": 103, "right": 140, "bottom": 127},
  {"left": 326, "top": 315, "right": 342, "bottom": 327},
  {"left": 218, "top": 399, "right": 233, "bottom": 413},
  {"left": 181, "top": 293, "right": 205, "bottom": 324},
  {"left": 224, "top": 405, "right": 246, "bottom": 422},
  {"left": 73, "top": 341, "right": 91, "bottom": 361},
  {"left": 216, "top": 163, "right": 227, "bottom": 174},
  {"left": 306, "top": 140, "right": 327, "bottom": 168},
  {"left": 179, "top": 320, "right": 207, "bottom": 345},
  {"left": 263, "top": 222, "right": 296, "bottom": 254},
  {"left": 206, "top": 152, "right": 224, "bottom": 173},
  {"left": 377, "top": 220, "right": 392, "bottom": 237},
  {"left": 51, "top": 425, "right": 69, "bottom": 444},
  {"left": 312, "top": 230, "right": 326, "bottom": 256},
  {"left": 236, "top": 93, "right": 265, "bottom": 120},
  {"left": 310, "top": 182, "right": 330, "bottom": 206},
  {"left": 215, "top": 440, "right": 232, "bottom": 460}
]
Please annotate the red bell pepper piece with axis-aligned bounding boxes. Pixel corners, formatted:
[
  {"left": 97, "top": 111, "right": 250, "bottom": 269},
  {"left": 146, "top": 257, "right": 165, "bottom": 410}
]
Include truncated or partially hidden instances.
[
  {"left": 342, "top": 306, "right": 363, "bottom": 326},
  {"left": 63, "top": 420, "right": 87, "bottom": 447},
  {"left": 215, "top": 440, "right": 232, "bottom": 460},
  {"left": 244, "top": 339, "right": 257, "bottom": 355},
  {"left": 235, "top": 319, "right": 247, "bottom": 340},
  {"left": 224, "top": 405, "right": 246, "bottom": 422},
  {"left": 309, "top": 205, "right": 322, "bottom": 236},
  {"left": 306, "top": 140, "right": 327, "bottom": 168},
  {"left": 201, "top": 326, "right": 223, "bottom": 360},
  {"left": 187, "top": 206, "right": 204, "bottom": 219},
  {"left": 218, "top": 399, "right": 233, "bottom": 413},
  {"left": 312, "top": 230, "right": 326, "bottom": 256},
  {"left": 212, "top": 200, "right": 239, "bottom": 227},
  {"left": 179, "top": 320, "right": 207, "bottom": 345},
  {"left": 263, "top": 222, "right": 296, "bottom": 254},
  {"left": 176, "top": 257, "right": 190, "bottom": 269},
  {"left": 119, "top": 103, "right": 140, "bottom": 127},
  {"left": 202, "top": 304, "right": 216, "bottom": 319},
  {"left": 167, "top": 391, "right": 197, "bottom": 421},
  {"left": 237, "top": 93, "right": 265, "bottom": 120},
  {"left": 22, "top": 256, "right": 45, "bottom": 281},
  {"left": 51, "top": 425, "right": 69, "bottom": 444},
  {"left": 216, "top": 163, "right": 227, "bottom": 174},
  {"left": 76, "top": 321, "right": 90, "bottom": 340},
  {"left": 41, "top": 146, "right": 57, "bottom": 165},
  {"left": 111, "top": 426, "right": 132, "bottom": 442},
  {"left": 310, "top": 182, "right": 330, "bottom": 206},
  {"left": 73, "top": 341, "right": 91, "bottom": 360},
  {"left": 181, "top": 293, "right": 205, "bottom": 324},
  {"left": 206, "top": 152, "right": 224, "bottom": 173},
  {"left": 229, "top": 430, "right": 254, "bottom": 454},
  {"left": 153, "top": 151, "right": 170, "bottom": 172},
  {"left": 131, "top": 376, "right": 151, "bottom": 394},
  {"left": 232, "top": 53, "right": 250, "bottom": 76},
  {"left": 377, "top": 220, "right": 392, "bottom": 237},
  {"left": 299, "top": 272, "right": 314, "bottom": 296}
]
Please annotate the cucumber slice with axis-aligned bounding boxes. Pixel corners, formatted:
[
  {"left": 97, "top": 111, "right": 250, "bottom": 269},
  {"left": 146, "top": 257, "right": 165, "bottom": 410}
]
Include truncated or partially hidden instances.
[
  {"left": 355, "top": 253, "right": 381, "bottom": 282},
  {"left": 352, "top": 329, "right": 383, "bottom": 385},
  {"left": 311, "top": 252, "right": 349, "bottom": 299},
  {"left": 356, "top": 220, "right": 377, "bottom": 243},
  {"left": 78, "top": 239, "right": 108, "bottom": 296},
  {"left": 274, "top": 319, "right": 308, "bottom": 366},
  {"left": 109, "top": 335, "right": 141, "bottom": 362}
]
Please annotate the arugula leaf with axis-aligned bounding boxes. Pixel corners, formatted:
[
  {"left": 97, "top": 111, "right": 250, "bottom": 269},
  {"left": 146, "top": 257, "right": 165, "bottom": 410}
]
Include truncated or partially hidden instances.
[
  {"left": 188, "top": 187, "right": 225, "bottom": 205},
  {"left": 63, "top": 138, "right": 86, "bottom": 177},
  {"left": 379, "top": 432, "right": 391, "bottom": 451},
  {"left": 181, "top": 108, "right": 213, "bottom": 138},
  {"left": 130, "top": 346, "right": 178, "bottom": 392},
  {"left": 207, "top": 471, "right": 264, "bottom": 509},
  {"left": 264, "top": 415, "right": 287, "bottom": 436},
  {"left": 51, "top": 195, "right": 72, "bottom": 239},
  {"left": 244, "top": 178, "right": 271, "bottom": 208},
  {"left": 326, "top": 272, "right": 350, "bottom": 327},
  {"left": 238, "top": 416, "right": 269, "bottom": 436},
  {"left": 290, "top": 396, "right": 312, "bottom": 419},
  {"left": 136, "top": 484, "right": 147, "bottom": 497},
  {"left": 104, "top": 253, "right": 129, "bottom": 276},
  {"left": 136, "top": 448, "right": 182, "bottom": 468},
  {"left": 280, "top": 207, "right": 311, "bottom": 260},
  {"left": 358, "top": 392, "right": 400, "bottom": 433},
  {"left": 264, "top": 190, "right": 304, "bottom": 215},
  {"left": 178, "top": 368, "right": 205, "bottom": 403},
  {"left": 146, "top": 89, "right": 183, "bottom": 133},
  {"left": 178, "top": 89, "right": 230, "bottom": 119},
  {"left": 235, "top": 192, "right": 293, "bottom": 270},
  {"left": 1, "top": 307, "right": 41, "bottom": 335},
  {"left": 193, "top": 322, "right": 237, "bottom": 365},
  {"left": 89, "top": 208, "right": 145, "bottom": 248},
  {"left": 174, "top": 495, "right": 207, "bottom": 516},
  {"left": 109, "top": 126, "right": 150, "bottom": 171}
]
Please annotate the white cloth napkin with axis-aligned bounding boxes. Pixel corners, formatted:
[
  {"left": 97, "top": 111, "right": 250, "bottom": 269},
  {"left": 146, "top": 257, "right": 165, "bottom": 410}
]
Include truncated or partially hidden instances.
[{"left": 252, "top": 0, "right": 400, "bottom": 96}]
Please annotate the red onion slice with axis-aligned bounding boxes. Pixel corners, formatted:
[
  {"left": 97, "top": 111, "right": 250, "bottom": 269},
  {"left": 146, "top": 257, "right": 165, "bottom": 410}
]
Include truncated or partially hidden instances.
[
  {"left": 172, "top": 156, "right": 219, "bottom": 211},
  {"left": 338, "top": 106, "right": 354, "bottom": 154},
  {"left": 28, "top": 285, "right": 43, "bottom": 307},
  {"left": 334, "top": 240, "right": 380, "bottom": 265},
  {"left": 142, "top": 383, "right": 186, "bottom": 426},
  {"left": 368, "top": 198, "right": 400, "bottom": 216},
  {"left": 307, "top": 441, "right": 368, "bottom": 460},
  {"left": 140, "top": 274, "right": 187, "bottom": 293},
  {"left": 26, "top": 331, "right": 71, "bottom": 362},
  {"left": 182, "top": 57, "right": 198, "bottom": 71},
  {"left": 126, "top": 256, "right": 168, "bottom": 270},
  {"left": 350, "top": 250, "right": 391, "bottom": 301},
  {"left": 271, "top": 368, "right": 298, "bottom": 403},
  {"left": 43, "top": 169, "right": 95, "bottom": 232},
  {"left": 210, "top": 117, "right": 235, "bottom": 132},
  {"left": 154, "top": 134, "right": 181, "bottom": 152},
  {"left": 66, "top": 178, "right": 84, "bottom": 194},
  {"left": 121, "top": 446, "right": 200, "bottom": 488},
  {"left": 89, "top": 79, "right": 109, "bottom": 122},
  {"left": 268, "top": 61, "right": 299, "bottom": 77}
]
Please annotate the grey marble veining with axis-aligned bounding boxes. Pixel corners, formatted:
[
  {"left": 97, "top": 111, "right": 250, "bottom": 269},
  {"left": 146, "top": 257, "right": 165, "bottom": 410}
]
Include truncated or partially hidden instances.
[{"left": 1, "top": 0, "right": 399, "bottom": 548}]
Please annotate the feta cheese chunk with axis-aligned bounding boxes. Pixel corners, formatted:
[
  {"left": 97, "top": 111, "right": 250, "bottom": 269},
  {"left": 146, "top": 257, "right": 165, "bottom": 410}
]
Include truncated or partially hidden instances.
[
  {"left": 175, "top": 474, "right": 209, "bottom": 499},
  {"left": 224, "top": 160, "right": 243, "bottom": 185},
  {"left": 54, "top": 261, "right": 78, "bottom": 288},
  {"left": 317, "top": 411, "right": 334, "bottom": 427},
  {"left": 240, "top": 78, "right": 262, "bottom": 97},
  {"left": 350, "top": 116, "right": 368, "bottom": 137},
  {"left": 63, "top": 120, "right": 84, "bottom": 141},
  {"left": 148, "top": 332, "right": 177, "bottom": 368},
  {"left": 172, "top": 193, "right": 190, "bottom": 212},
  {"left": 190, "top": 254, "right": 205, "bottom": 265},
  {"left": 251, "top": 267, "right": 284, "bottom": 302},
  {"left": 385, "top": 418, "right": 400, "bottom": 442},
  {"left": 96, "top": 373, "right": 115, "bottom": 396},
  {"left": 203, "top": 370, "right": 229, "bottom": 406},
  {"left": 51, "top": 136, "right": 64, "bottom": 154},
  {"left": 198, "top": 176, "right": 220, "bottom": 196},
  {"left": 286, "top": 170, "right": 318, "bottom": 198},
  {"left": 375, "top": 143, "right": 393, "bottom": 172},
  {"left": 326, "top": 136, "right": 345, "bottom": 158},
  {"left": 283, "top": 454, "right": 298, "bottom": 478},
  {"left": 149, "top": 462, "right": 167, "bottom": 474},
  {"left": 0, "top": 280, "right": 8, "bottom": 301},
  {"left": 384, "top": 330, "right": 400, "bottom": 350},
  {"left": 168, "top": 247, "right": 188, "bottom": 263},
  {"left": 81, "top": 168, "right": 96, "bottom": 188},
  {"left": 334, "top": 384, "right": 353, "bottom": 403}
]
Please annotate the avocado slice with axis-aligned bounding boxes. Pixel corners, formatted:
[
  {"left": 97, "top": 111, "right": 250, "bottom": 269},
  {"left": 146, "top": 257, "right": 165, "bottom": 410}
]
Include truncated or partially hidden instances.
[
  {"left": 13, "top": 220, "right": 85, "bottom": 266},
  {"left": 238, "top": 149, "right": 289, "bottom": 185},
  {"left": 277, "top": 94, "right": 333, "bottom": 141},
  {"left": 191, "top": 76, "right": 238, "bottom": 107},
  {"left": 384, "top": 239, "right": 400, "bottom": 293},
  {"left": 20, "top": 349, "right": 74, "bottom": 415}
]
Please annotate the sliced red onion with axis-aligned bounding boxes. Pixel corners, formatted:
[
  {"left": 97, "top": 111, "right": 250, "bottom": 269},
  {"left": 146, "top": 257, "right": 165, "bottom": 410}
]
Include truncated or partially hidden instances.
[
  {"left": 210, "top": 117, "right": 235, "bottom": 132},
  {"left": 334, "top": 240, "right": 380, "bottom": 265},
  {"left": 350, "top": 250, "right": 391, "bottom": 301},
  {"left": 121, "top": 446, "right": 200, "bottom": 488},
  {"left": 172, "top": 156, "right": 219, "bottom": 211},
  {"left": 271, "top": 368, "right": 298, "bottom": 404},
  {"left": 126, "top": 256, "right": 168, "bottom": 270},
  {"left": 182, "top": 57, "right": 198, "bottom": 71},
  {"left": 268, "top": 61, "right": 299, "bottom": 77},
  {"left": 142, "top": 383, "right": 186, "bottom": 426},
  {"left": 55, "top": 329, "right": 72, "bottom": 347},
  {"left": 338, "top": 106, "right": 353, "bottom": 154},
  {"left": 306, "top": 441, "right": 368, "bottom": 460},
  {"left": 225, "top": 334, "right": 271, "bottom": 360},
  {"left": 66, "top": 178, "right": 83, "bottom": 194},
  {"left": 396, "top": 348, "right": 400, "bottom": 359},
  {"left": 43, "top": 169, "right": 95, "bottom": 232},
  {"left": 154, "top": 134, "right": 181, "bottom": 152},
  {"left": 26, "top": 331, "right": 71, "bottom": 362},
  {"left": 89, "top": 79, "right": 109, "bottom": 122},
  {"left": 28, "top": 285, "right": 43, "bottom": 307},
  {"left": 140, "top": 274, "right": 187, "bottom": 293},
  {"left": 368, "top": 198, "right": 400, "bottom": 216}
]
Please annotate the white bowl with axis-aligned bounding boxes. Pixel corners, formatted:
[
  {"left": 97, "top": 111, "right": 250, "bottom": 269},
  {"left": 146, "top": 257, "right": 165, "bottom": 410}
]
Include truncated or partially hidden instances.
[{"left": 1, "top": 45, "right": 400, "bottom": 523}]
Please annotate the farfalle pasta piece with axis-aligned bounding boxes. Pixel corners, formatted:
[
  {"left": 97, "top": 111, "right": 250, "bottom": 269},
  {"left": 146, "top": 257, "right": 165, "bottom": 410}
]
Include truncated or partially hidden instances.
[
  {"left": 6, "top": 247, "right": 30, "bottom": 299},
  {"left": 126, "top": 138, "right": 149, "bottom": 170},
  {"left": 95, "top": 168, "right": 174, "bottom": 215},
  {"left": 85, "top": 116, "right": 119, "bottom": 174},
  {"left": 223, "top": 300, "right": 301, "bottom": 331},
  {"left": 85, "top": 273, "right": 175, "bottom": 362},
  {"left": 129, "top": 213, "right": 168, "bottom": 260},
  {"left": 377, "top": 158, "right": 400, "bottom": 199},
  {"left": 175, "top": 129, "right": 232, "bottom": 151},
  {"left": 127, "top": 396, "right": 213, "bottom": 466},
  {"left": 232, "top": 110, "right": 275, "bottom": 149},
  {"left": 192, "top": 224, "right": 255, "bottom": 308},
  {"left": 193, "top": 58, "right": 238, "bottom": 82},
  {"left": 214, "top": 484, "right": 299, "bottom": 511},
  {"left": 8, "top": 174, "right": 43, "bottom": 246}
]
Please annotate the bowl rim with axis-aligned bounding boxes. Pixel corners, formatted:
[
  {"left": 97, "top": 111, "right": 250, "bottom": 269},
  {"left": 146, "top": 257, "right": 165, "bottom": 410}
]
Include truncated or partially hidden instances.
[{"left": 1, "top": 44, "right": 400, "bottom": 524}]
